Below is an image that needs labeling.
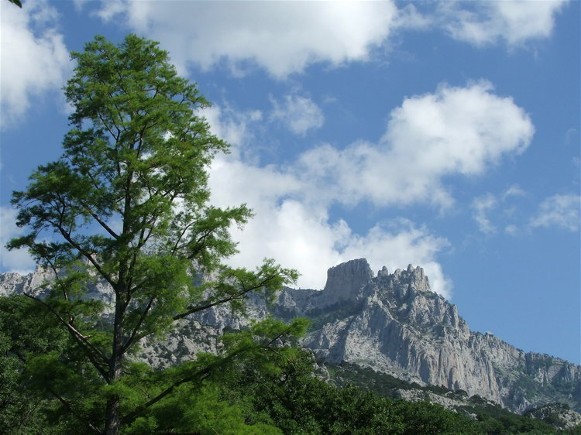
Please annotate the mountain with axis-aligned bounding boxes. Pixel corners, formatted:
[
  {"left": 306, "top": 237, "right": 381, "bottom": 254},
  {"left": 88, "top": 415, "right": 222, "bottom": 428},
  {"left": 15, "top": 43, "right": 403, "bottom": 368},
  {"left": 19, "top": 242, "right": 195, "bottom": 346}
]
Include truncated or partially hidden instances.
[
  {"left": 1, "top": 258, "right": 579, "bottom": 414},
  {"left": 269, "top": 259, "right": 580, "bottom": 413}
]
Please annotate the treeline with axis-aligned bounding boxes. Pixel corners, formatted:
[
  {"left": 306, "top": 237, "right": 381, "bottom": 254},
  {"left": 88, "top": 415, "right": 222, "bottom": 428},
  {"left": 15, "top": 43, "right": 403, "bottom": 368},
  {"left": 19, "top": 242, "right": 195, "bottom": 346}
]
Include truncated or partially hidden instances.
[{"left": 327, "top": 363, "right": 578, "bottom": 434}]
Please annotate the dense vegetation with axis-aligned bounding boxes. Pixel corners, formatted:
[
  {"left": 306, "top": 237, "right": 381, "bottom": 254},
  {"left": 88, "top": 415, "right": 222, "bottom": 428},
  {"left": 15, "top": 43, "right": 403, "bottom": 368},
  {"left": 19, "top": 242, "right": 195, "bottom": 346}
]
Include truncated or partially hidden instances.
[
  {"left": 327, "top": 362, "right": 578, "bottom": 434},
  {"left": 3, "top": 294, "right": 578, "bottom": 434}
]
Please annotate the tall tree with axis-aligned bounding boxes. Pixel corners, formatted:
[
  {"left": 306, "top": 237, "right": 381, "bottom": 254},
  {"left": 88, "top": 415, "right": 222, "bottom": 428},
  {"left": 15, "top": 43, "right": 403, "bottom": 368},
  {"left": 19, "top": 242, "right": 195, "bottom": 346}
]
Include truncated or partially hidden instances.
[{"left": 8, "top": 34, "right": 297, "bottom": 434}]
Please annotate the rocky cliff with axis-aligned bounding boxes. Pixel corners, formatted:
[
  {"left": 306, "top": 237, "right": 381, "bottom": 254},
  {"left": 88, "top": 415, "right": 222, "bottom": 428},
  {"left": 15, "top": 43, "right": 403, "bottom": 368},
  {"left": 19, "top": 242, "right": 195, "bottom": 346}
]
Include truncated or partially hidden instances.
[
  {"left": 269, "top": 259, "right": 580, "bottom": 413},
  {"left": 1, "top": 259, "right": 579, "bottom": 413}
]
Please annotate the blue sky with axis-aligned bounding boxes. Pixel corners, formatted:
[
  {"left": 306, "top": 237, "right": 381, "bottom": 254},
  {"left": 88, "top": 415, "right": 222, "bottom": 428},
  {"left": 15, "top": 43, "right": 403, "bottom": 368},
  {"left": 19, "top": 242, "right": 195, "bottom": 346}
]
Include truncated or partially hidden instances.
[{"left": 0, "top": 0, "right": 579, "bottom": 364}]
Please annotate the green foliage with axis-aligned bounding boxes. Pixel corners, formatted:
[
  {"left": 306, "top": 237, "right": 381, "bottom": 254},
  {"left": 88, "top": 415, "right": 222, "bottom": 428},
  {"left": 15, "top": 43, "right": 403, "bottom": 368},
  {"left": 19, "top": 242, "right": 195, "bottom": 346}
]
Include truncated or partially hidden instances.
[
  {"left": 327, "top": 361, "right": 421, "bottom": 397},
  {"left": 212, "top": 346, "right": 484, "bottom": 434},
  {"left": 0, "top": 295, "right": 98, "bottom": 433},
  {"left": 125, "top": 381, "right": 282, "bottom": 434},
  {"left": 6, "top": 34, "right": 296, "bottom": 434},
  {"left": 117, "top": 318, "right": 307, "bottom": 432},
  {"left": 0, "top": 295, "right": 54, "bottom": 433},
  {"left": 326, "top": 362, "right": 562, "bottom": 434}
]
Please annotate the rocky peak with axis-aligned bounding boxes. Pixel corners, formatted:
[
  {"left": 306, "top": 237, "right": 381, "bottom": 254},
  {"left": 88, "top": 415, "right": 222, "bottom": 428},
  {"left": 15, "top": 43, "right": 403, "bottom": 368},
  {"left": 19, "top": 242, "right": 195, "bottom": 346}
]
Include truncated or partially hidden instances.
[
  {"left": 0, "top": 266, "right": 56, "bottom": 297},
  {"left": 374, "top": 264, "right": 431, "bottom": 301},
  {"left": 321, "top": 258, "right": 373, "bottom": 306}
]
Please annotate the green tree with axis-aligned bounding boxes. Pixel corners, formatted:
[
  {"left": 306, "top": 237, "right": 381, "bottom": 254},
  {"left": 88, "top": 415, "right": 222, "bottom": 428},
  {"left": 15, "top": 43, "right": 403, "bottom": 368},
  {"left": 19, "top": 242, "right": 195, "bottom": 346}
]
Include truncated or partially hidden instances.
[{"left": 7, "top": 34, "right": 296, "bottom": 434}]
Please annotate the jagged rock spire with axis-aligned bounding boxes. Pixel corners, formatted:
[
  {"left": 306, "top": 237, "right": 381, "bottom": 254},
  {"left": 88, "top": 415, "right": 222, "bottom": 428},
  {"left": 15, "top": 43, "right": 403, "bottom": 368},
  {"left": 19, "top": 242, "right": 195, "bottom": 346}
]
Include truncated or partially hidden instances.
[{"left": 322, "top": 258, "right": 373, "bottom": 305}]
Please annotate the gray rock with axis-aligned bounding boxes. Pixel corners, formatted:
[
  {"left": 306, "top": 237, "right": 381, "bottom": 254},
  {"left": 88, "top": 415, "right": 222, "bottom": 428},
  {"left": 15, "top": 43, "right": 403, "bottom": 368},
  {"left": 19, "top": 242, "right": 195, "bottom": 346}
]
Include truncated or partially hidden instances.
[
  {"left": 321, "top": 258, "right": 373, "bottom": 306},
  {"left": 525, "top": 403, "right": 581, "bottom": 430}
]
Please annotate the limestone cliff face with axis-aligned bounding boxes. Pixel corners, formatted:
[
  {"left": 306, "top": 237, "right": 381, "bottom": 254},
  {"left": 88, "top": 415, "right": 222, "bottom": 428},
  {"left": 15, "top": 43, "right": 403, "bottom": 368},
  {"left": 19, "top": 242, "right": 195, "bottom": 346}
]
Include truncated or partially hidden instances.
[
  {"left": 0, "top": 268, "right": 55, "bottom": 297},
  {"left": 1, "top": 259, "right": 579, "bottom": 413},
  {"left": 271, "top": 260, "right": 581, "bottom": 413}
]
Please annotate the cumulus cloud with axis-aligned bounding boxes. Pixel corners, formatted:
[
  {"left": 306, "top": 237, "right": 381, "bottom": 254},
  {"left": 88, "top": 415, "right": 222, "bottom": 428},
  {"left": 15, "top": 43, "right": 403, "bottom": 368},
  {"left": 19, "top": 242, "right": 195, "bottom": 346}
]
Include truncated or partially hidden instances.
[
  {"left": 270, "top": 93, "right": 324, "bottom": 136},
  {"left": 209, "top": 157, "right": 341, "bottom": 291},
  {"left": 204, "top": 81, "right": 534, "bottom": 298},
  {"left": 91, "top": 1, "right": 567, "bottom": 82},
  {"left": 95, "top": 1, "right": 397, "bottom": 78},
  {"left": 530, "top": 194, "right": 580, "bottom": 232},
  {"left": 0, "top": 0, "right": 71, "bottom": 128},
  {"left": 208, "top": 125, "right": 466, "bottom": 297},
  {"left": 298, "top": 81, "right": 534, "bottom": 208},
  {"left": 438, "top": 0, "right": 568, "bottom": 47},
  {"left": 209, "top": 156, "right": 452, "bottom": 297},
  {"left": 0, "top": 207, "right": 36, "bottom": 273}
]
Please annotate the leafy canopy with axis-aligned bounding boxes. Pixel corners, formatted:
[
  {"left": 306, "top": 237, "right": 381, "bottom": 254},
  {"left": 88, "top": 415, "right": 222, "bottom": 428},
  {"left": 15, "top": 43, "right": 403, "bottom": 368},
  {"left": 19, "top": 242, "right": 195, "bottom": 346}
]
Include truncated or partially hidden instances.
[{"left": 7, "top": 34, "right": 297, "bottom": 434}]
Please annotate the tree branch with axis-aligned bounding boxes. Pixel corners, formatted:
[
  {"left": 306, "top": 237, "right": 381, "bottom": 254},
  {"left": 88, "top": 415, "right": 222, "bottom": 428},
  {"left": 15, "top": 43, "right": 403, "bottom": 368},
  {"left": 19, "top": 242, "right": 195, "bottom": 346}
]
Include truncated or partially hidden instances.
[
  {"left": 121, "top": 323, "right": 295, "bottom": 427},
  {"left": 79, "top": 200, "right": 120, "bottom": 240},
  {"left": 120, "top": 346, "right": 246, "bottom": 426},
  {"left": 173, "top": 274, "right": 278, "bottom": 321},
  {"left": 46, "top": 386, "right": 101, "bottom": 434},
  {"left": 121, "top": 296, "right": 155, "bottom": 353},
  {"left": 56, "top": 226, "right": 117, "bottom": 290},
  {"left": 23, "top": 294, "right": 110, "bottom": 381}
]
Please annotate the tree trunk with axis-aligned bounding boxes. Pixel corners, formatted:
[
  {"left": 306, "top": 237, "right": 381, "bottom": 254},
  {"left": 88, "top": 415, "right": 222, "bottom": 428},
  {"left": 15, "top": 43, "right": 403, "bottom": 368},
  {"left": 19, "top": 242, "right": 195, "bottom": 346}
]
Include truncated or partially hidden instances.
[
  {"left": 104, "top": 288, "right": 126, "bottom": 435},
  {"left": 104, "top": 396, "right": 121, "bottom": 435}
]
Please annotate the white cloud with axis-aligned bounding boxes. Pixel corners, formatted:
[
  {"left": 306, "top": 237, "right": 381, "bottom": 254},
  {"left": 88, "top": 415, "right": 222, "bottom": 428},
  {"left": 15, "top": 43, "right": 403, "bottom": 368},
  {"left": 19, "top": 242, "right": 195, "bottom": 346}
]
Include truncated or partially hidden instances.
[
  {"left": 469, "top": 188, "right": 579, "bottom": 236},
  {"left": 201, "top": 105, "right": 262, "bottom": 152},
  {"left": 472, "top": 194, "right": 498, "bottom": 234},
  {"left": 298, "top": 81, "right": 534, "bottom": 208},
  {"left": 270, "top": 93, "right": 324, "bottom": 136},
  {"left": 94, "top": 0, "right": 126, "bottom": 21},
  {"left": 439, "top": 0, "right": 568, "bottom": 47},
  {"left": 91, "top": 1, "right": 567, "bottom": 82},
  {"left": 210, "top": 157, "right": 303, "bottom": 212},
  {"left": 0, "top": 207, "right": 36, "bottom": 273},
  {"left": 530, "top": 194, "right": 580, "bottom": 232},
  {"left": 210, "top": 157, "right": 452, "bottom": 297},
  {"left": 204, "top": 81, "right": 534, "bottom": 298},
  {"left": 394, "top": 3, "right": 433, "bottom": 30},
  {"left": 504, "top": 224, "right": 519, "bottom": 236},
  {"left": 0, "top": 0, "right": 71, "bottom": 128},
  {"left": 471, "top": 186, "right": 528, "bottom": 234},
  {"left": 209, "top": 157, "right": 342, "bottom": 291},
  {"left": 96, "top": 1, "right": 397, "bottom": 78}
]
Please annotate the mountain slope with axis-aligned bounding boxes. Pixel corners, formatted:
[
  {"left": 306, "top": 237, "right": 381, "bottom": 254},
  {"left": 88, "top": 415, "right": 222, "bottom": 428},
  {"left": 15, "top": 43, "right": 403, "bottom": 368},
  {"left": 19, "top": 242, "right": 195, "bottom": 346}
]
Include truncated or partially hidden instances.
[
  {"left": 1, "top": 258, "right": 578, "bottom": 413},
  {"left": 270, "top": 259, "right": 580, "bottom": 413}
]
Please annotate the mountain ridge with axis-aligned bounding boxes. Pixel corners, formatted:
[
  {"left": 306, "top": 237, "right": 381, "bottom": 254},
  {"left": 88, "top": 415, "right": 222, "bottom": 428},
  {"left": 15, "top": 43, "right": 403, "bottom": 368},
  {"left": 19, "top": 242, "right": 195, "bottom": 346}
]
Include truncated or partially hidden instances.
[
  {"left": 266, "top": 259, "right": 579, "bottom": 413},
  {"left": 1, "top": 258, "right": 579, "bottom": 414}
]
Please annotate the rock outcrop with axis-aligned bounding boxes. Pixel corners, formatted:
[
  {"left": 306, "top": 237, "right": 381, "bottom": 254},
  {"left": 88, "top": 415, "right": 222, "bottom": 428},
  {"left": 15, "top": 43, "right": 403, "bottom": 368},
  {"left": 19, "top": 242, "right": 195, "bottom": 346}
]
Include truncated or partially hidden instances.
[
  {"left": 1, "top": 259, "right": 579, "bottom": 414},
  {"left": 269, "top": 260, "right": 581, "bottom": 413},
  {"left": 525, "top": 403, "right": 581, "bottom": 430}
]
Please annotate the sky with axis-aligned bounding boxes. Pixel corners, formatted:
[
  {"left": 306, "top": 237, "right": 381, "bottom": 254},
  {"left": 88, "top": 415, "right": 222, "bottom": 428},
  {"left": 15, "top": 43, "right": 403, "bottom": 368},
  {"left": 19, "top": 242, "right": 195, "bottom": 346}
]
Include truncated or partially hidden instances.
[{"left": 0, "top": 0, "right": 579, "bottom": 364}]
